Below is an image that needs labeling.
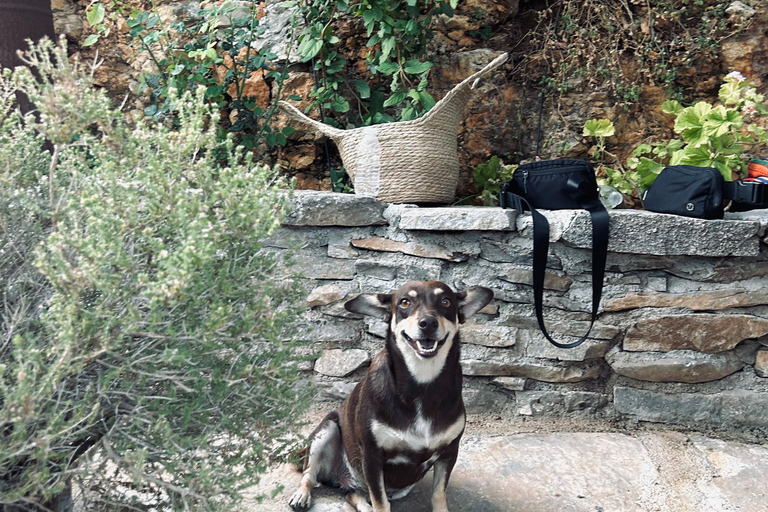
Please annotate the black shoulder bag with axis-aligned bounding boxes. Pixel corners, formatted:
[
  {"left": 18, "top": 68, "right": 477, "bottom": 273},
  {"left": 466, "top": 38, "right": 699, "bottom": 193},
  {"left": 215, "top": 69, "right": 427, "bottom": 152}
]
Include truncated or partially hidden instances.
[
  {"left": 499, "top": 159, "right": 609, "bottom": 349},
  {"left": 643, "top": 165, "right": 768, "bottom": 218}
]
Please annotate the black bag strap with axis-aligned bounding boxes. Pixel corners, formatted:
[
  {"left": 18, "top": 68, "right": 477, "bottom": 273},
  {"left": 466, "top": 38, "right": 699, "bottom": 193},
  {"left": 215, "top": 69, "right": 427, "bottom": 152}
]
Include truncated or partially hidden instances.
[
  {"left": 723, "top": 180, "right": 767, "bottom": 206},
  {"left": 501, "top": 185, "right": 609, "bottom": 349}
]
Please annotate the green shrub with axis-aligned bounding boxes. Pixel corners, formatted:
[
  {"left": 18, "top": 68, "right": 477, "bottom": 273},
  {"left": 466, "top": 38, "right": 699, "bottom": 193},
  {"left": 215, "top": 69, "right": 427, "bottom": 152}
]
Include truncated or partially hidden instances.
[
  {"left": 472, "top": 156, "right": 518, "bottom": 206},
  {"left": 628, "top": 72, "right": 767, "bottom": 187},
  {"left": 583, "top": 73, "right": 767, "bottom": 198},
  {"left": 1, "top": 38, "right": 308, "bottom": 510}
]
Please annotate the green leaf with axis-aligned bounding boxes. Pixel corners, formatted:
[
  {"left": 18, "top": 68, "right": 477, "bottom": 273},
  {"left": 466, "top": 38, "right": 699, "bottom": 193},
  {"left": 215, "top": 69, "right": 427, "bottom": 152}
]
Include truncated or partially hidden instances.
[
  {"left": 86, "top": 3, "right": 106, "bottom": 26},
  {"left": 400, "top": 105, "right": 417, "bottom": 121},
  {"left": 332, "top": 97, "right": 350, "bottom": 113},
  {"left": 298, "top": 38, "right": 323, "bottom": 62},
  {"left": 674, "top": 102, "right": 712, "bottom": 148},
  {"left": 667, "top": 148, "right": 684, "bottom": 166},
  {"left": 631, "top": 143, "right": 653, "bottom": 157},
  {"left": 677, "top": 145, "right": 714, "bottom": 167},
  {"left": 383, "top": 92, "right": 407, "bottom": 108},
  {"left": 702, "top": 105, "right": 743, "bottom": 138},
  {"left": 635, "top": 157, "right": 665, "bottom": 188},
  {"left": 367, "top": 34, "right": 380, "bottom": 47},
  {"left": 282, "top": 126, "right": 297, "bottom": 137},
  {"left": 666, "top": 139, "right": 683, "bottom": 152},
  {"left": 419, "top": 91, "right": 436, "bottom": 111},
  {"left": 661, "top": 100, "right": 683, "bottom": 115},
  {"left": 403, "top": 60, "right": 433, "bottom": 75},
  {"left": 83, "top": 34, "right": 100, "bottom": 47},
  {"left": 171, "top": 64, "right": 185, "bottom": 76},
  {"left": 674, "top": 101, "right": 711, "bottom": 133},
  {"left": 376, "top": 61, "right": 400, "bottom": 76},
  {"left": 143, "top": 104, "right": 158, "bottom": 117},
  {"left": 352, "top": 80, "right": 371, "bottom": 99},
  {"left": 718, "top": 81, "right": 742, "bottom": 106},
  {"left": 146, "top": 13, "right": 160, "bottom": 30},
  {"left": 381, "top": 37, "right": 396, "bottom": 61},
  {"left": 582, "top": 118, "right": 615, "bottom": 138}
]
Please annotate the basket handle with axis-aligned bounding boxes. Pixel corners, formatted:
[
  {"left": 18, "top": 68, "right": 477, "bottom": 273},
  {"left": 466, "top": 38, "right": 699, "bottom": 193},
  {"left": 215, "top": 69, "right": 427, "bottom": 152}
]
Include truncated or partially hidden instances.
[
  {"left": 279, "top": 52, "right": 507, "bottom": 133},
  {"left": 277, "top": 101, "right": 346, "bottom": 139},
  {"left": 419, "top": 52, "right": 507, "bottom": 124},
  {"left": 470, "top": 52, "right": 508, "bottom": 89}
]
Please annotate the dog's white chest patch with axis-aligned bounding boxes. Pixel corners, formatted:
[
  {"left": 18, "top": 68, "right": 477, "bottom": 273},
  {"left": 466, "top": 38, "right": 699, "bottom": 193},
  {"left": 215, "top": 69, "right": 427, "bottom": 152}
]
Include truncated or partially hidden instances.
[{"left": 370, "top": 408, "right": 465, "bottom": 452}]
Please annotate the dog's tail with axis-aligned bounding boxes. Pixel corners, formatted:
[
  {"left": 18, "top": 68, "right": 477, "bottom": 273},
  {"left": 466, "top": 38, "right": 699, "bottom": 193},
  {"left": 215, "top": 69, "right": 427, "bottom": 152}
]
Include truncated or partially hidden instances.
[{"left": 293, "top": 445, "right": 310, "bottom": 471}]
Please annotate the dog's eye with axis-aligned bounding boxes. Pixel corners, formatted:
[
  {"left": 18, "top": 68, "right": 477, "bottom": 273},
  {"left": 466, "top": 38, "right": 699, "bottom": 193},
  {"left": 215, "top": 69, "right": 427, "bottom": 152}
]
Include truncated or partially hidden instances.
[
  {"left": 441, "top": 298, "right": 451, "bottom": 308},
  {"left": 399, "top": 298, "right": 411, "bottom": 309}
]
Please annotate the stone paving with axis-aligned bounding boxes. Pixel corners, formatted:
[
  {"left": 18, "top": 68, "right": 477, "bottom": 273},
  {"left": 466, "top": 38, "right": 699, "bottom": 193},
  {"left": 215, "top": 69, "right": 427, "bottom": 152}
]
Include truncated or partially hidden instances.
[{"left": 244, "top": 426, "right": 768, "bottom": 512}]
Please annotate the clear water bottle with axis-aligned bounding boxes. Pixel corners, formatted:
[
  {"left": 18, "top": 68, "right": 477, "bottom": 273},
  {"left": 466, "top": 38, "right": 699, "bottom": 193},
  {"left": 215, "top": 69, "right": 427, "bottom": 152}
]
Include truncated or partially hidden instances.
[{"left": 599, "top": 184, "right": 623, "bottom": 209}]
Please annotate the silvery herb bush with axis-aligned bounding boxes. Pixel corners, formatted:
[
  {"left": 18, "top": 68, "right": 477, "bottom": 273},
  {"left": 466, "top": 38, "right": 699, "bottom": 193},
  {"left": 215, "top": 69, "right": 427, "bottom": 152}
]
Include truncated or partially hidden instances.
[{"left": 0, "top": 38, "right": 308, "bottom": 511}]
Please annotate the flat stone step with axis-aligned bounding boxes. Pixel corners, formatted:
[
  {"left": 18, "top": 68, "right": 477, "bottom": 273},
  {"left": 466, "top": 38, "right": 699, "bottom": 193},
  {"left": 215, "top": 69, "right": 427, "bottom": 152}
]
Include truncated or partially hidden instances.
[{"left": 243, "top": 429, "right": 768, "bottom": 511}]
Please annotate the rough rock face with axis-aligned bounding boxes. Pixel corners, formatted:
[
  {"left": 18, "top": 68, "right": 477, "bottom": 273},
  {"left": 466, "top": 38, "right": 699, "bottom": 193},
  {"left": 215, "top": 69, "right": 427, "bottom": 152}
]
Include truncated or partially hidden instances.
[{"left": 51, "top": 1, "right": 768, "bottom": 199}]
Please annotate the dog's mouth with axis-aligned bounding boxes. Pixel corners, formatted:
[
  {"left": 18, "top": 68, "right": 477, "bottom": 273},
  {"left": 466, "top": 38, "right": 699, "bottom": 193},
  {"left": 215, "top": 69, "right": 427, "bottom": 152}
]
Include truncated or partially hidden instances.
[{"left": 402, "top": 332, "right": 448, "bottom": 358}]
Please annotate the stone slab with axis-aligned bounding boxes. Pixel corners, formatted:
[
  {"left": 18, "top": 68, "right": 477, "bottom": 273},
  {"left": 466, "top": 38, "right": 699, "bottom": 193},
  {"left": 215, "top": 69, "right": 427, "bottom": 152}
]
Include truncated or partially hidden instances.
[
  {"left": 691, "top": 434, "right": 768, "bottom": 512},
  {"left": 307, "top": 284, "right": 345, "bottom": 307},
  {"left": 614, "top": 387, "right": 768, "bottom": 428},
  {"left": 623, "top": 313, "right": 768, "bottom": 353},
  {"left": 499, "top": 267, "right": 573, "bottom": 291},
  {"left": 606, "top": 288, "right": 768, "bottom": 312},
  {"left": 351, "top": 236, "right": 471, "bottom": 262},
  {"left": 755, "top": 349, "right": 768, "bottom": 378},
  {"left": 516, "top": 390, "right": 608, "bottom": 416},
  {"left": 524, "top": 333, "right": 617, "bottom": 362},
  {"left": 314, "top": 349, "right": 370, "bottom": 377},
  {"left": 461, "top": 358, "right": 603, "bottom": 383},
  {"left": 398, "top": 206, "right": 518, "bottom": 231},
  {"left": 606, "top": 348, "right": 745, "bottom": 383},
  {"left": 517, "top": 209, "right": 760, "bottom": 257},
  {"left": 244, "top": 426, "right": 768, "bottom": 512},
  {"left": 283, "top": 191, "right": 387, "bottom": 227},
  {"left": 490, "top": 376, "right": 527, "bottom": 391},
  {"left": 460, "top": 322, "right": 517, "bottom": 348}
]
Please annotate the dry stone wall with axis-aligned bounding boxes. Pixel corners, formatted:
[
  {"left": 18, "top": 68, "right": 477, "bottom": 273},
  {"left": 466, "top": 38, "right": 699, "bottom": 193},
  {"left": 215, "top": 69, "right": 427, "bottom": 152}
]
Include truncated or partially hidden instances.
[{"left": 274, "top": 191, "right": 768, "bottom": 434}]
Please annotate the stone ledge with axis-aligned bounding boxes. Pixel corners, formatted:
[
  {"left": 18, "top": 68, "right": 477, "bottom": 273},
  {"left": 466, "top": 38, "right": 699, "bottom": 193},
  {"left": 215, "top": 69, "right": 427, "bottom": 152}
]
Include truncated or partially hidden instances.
[
  {"left": 282, "top": 191, "right": 387, "bottom": 226},
  {"left": 517, "top": 209, "right": 761, "bottom": 257},
  {"left": 283, "top": 193, "right": 762, "bottom": 257},
  {"left": 398, "top": 206, "right": 518, "bottom": 231}
]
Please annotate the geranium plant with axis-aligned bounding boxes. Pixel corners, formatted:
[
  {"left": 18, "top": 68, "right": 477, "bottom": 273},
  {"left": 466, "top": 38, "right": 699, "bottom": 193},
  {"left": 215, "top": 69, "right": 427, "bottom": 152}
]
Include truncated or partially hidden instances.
[{"left": 628, "top": 71, "right": 767, "bottom": 188}]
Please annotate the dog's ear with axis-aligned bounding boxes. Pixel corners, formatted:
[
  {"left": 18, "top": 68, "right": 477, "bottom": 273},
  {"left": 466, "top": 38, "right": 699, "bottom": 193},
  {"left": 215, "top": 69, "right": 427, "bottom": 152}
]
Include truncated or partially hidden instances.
[
  {"left": 456, "top": 287, "right": 494, "bottom": 323},
  {"left": 344, "top": 293, "right": 393, "bottom": 321}
]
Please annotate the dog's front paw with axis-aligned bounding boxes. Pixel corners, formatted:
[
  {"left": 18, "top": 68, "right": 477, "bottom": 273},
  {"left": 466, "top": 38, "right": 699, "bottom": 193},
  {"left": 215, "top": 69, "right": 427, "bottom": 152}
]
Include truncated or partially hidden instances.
[{"left": 289, "top": 487, "right": 312, "bottom": 510}]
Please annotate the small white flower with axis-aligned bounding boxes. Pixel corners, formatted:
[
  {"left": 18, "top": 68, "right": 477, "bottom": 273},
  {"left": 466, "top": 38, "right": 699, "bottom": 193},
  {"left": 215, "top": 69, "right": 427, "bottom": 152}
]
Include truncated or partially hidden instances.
[
  {"left": 725, "top": 71, "right": 746, "bottom": 82},
  {"left": 742, "top": 103, "right": 757, "bottom": 116}
]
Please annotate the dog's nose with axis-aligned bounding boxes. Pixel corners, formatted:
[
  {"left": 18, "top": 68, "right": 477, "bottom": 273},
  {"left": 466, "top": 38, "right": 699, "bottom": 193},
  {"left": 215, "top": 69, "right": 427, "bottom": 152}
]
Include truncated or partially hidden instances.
[{"left": 418, "top": 316, "right": 438, "bottom": 331}]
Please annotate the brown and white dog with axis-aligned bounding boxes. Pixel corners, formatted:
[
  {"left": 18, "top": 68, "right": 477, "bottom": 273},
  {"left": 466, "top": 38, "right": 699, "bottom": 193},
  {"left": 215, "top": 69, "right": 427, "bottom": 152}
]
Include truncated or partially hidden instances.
[{"left": 290, "top": 281, "right": 494, "bottom": 512}]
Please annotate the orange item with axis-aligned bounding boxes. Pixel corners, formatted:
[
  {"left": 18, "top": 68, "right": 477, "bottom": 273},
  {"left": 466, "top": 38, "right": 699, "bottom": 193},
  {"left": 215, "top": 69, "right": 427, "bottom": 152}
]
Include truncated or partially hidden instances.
[{"left": 748, "top": 159, "right": 768, "bottom": 178}]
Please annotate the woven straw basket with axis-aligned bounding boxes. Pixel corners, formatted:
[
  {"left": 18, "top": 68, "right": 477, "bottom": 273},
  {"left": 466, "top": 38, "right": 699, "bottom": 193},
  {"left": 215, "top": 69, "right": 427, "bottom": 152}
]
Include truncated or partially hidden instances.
[{"left": 279, "top": 53, "right": 508, "bottom": 204}]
